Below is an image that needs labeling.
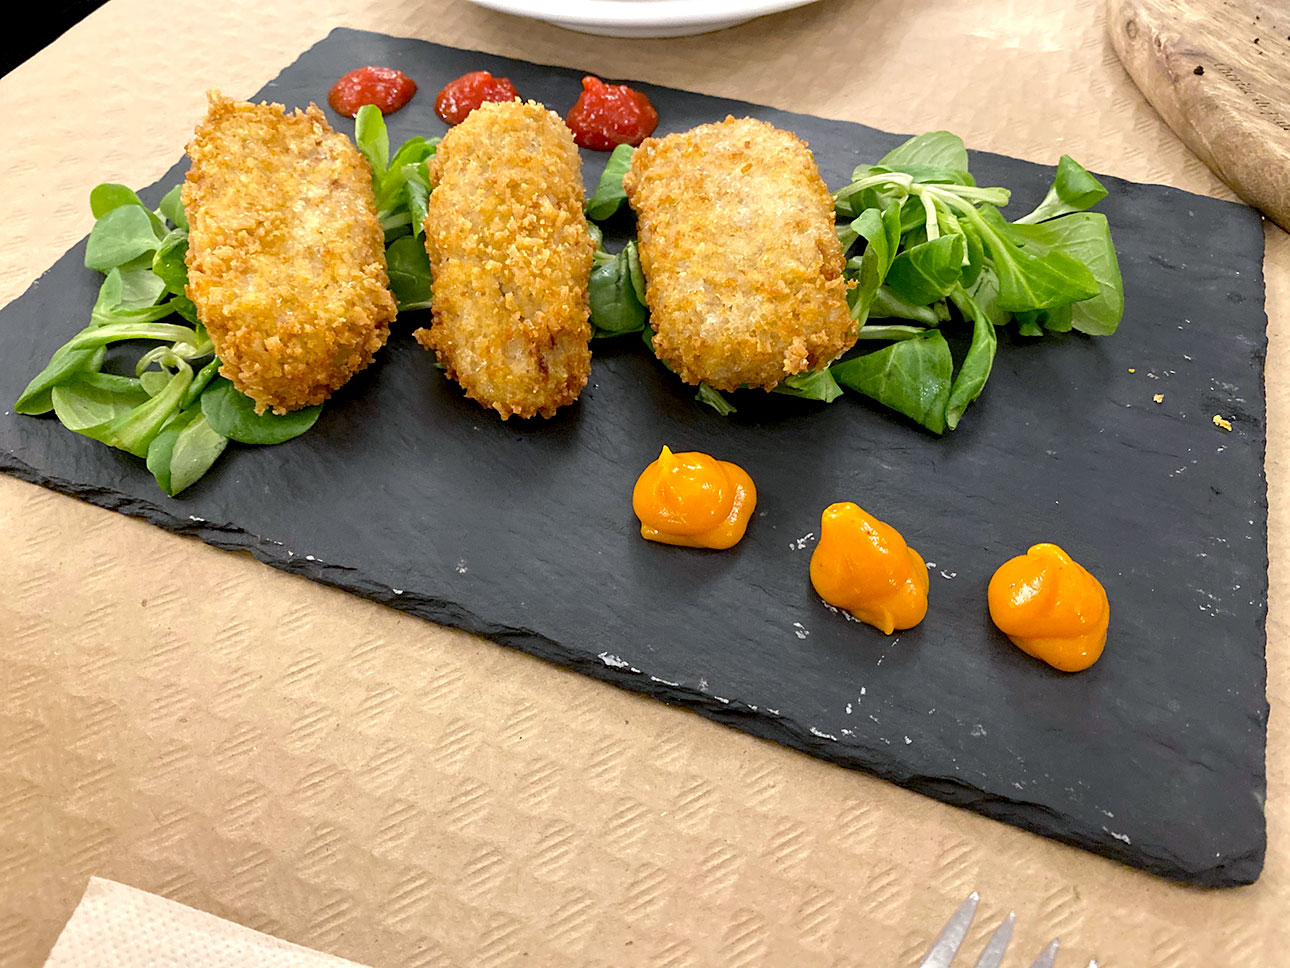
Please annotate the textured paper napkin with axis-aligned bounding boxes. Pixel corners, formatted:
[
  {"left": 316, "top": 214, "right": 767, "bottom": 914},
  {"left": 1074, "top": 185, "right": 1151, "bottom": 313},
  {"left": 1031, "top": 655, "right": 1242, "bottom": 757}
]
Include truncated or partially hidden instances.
[
  {"left": 1, "top": 0, "right": 1287, "bottom": 966},
  {"left": 43, "top": 879, "right": 367, "bottom": 968}
]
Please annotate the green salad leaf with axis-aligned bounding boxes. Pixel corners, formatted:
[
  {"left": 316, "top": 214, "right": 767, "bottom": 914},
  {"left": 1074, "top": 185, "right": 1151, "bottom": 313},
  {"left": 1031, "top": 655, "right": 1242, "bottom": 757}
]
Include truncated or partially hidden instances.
[
  {"left": 695, "top": 383, "right": 737, "bottom": 416},
  {"left": 15, "top": 343, "right": 106, "bottom": 415},
  {"left": 358, "top": 105, "right": 439, "bottom": 242},
  {"left": 50, "top": 372, "right": 152, "bottom": 432},
  {"left": 971, "top": 204, "right": 1098, "bottom": 312},
  {"left": 590, "top": 240, "right": 648, "bottom": 337},
  {"left": 90, "top": 183, "right": 150, "bottom": 219},
  {"left": 944, "top": 287, "right": 998, "bottom": 430},
  {"left": 16, "top": 110, "right": 446, "bottom": 496},
  {"left": 580, "top": 130, "right": 1119, "bottom": 431},
  {"left": 152, "top": 231, "right": 189, "bottom": 296},
  {"left": 385, "top": 235, "right": 434, "bottom": 311},
  {"left": 181, "top": 357, "right": 222, "bottom": 408},
  {"left": 85, "top": 205, "right": 163, "bottom": 271},
  {"left": 354, "top": 103, "right": 390, "bottom": 176},
  {"left": 586, "top": 144, "right": 635, "bottom": 221},
  {"left": 158, "top": 184, "right": 188, "bottom": 230},
  {"left": 846, "top": 203, "right": 903, "bottom": 325},
  {"left": 1001, "top": 213, "right": 1122, "bottom": 334},
  {"left": 879, "top": 131, "right": 970, "bottom": 173},
  {"left": 824, "top": 131, "right": 1123, "bottom": 430},
  {"left": 885, "top": 233, "right": 965, "bottom": 306},
  {"left": 147, "top": 408, "right": 228, "bottom": 496},
  {"left": 626, "top": 241, "right": 647, "bottom": 304},
  {"left": 102, "top": 366, "right": 194, "bottom": 458},
  {"left": 773, "top": 369, "right": 844, "bottom": 403},
  {"left": 200, "top": 377, "right": 322, "bottom": 444},
  {"left": 831, "top": 330, "right": 954, "bottom": 435},
  {"left": 870, "top": 286, "right": 946, "bottom": 326},
  {"left": 1016, "top": 155, "right": 1109, "bottom": 224},
  {"left": 53, "top": 364, "right": 192, "bottom": 458},
  {"left": 355, "top": 106, "right": 440, "bottom": 328},
  {"left": 90, "top": 183, "right": 169, "bottom": 237}
]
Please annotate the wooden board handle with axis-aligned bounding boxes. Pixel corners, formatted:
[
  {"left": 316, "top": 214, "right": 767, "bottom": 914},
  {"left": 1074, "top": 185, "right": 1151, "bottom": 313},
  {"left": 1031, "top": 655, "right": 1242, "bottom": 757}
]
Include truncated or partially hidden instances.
[{"left": 1108, "top": 0, "right": 1290, "bottom": 230}]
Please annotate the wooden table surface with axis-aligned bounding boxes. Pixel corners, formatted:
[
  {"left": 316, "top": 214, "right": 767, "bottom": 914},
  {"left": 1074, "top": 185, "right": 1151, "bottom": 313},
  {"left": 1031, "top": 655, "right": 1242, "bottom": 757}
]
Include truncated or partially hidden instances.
[{"left": 0, "top": 1, "right": 1286, "bottom": 965}]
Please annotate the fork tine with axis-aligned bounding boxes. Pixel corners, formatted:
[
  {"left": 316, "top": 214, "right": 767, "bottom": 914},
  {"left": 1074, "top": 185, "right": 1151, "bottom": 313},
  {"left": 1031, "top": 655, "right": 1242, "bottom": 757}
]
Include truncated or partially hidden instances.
[
  {"left": 1026, "top": 938, "right": 1060, "bottom": 968},
  {"left": 971, "top": 912, "right": 1014, "bottom": 968},
  {"left": 919, "top": 893, "right": 979, "bottom": 968}
]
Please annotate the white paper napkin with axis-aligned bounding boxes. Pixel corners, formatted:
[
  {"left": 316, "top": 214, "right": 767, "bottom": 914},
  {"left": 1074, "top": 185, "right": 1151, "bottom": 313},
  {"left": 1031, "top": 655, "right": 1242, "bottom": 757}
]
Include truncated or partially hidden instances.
[{"left": 43, "top": 878, "right": 370, "bottom": 968}]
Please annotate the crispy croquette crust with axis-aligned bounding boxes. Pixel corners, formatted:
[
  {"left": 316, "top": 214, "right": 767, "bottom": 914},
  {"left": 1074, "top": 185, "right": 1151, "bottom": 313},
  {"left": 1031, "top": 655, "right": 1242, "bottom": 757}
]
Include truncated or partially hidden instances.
[
  {"left": 183, "top": 91, "right": 395, "bottom": 414},
  {"left": 415, "top": 99, "right": 595, "bottom": 420},
  {"left": 622, "top": 116, "right": 855, "bottom": 392}
]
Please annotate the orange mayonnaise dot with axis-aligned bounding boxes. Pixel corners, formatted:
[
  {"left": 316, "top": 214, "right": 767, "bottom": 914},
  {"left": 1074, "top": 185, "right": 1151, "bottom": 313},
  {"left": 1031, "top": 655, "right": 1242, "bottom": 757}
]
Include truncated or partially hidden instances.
[
  {"left": 632, "top": 446, "right": 756, "bottom": 550},
  {"left": 988, "top": 543, "right": 1109, "bottom": 672},
  {"left": 809, "top": 502, "right": 929, "bottom": 634}
]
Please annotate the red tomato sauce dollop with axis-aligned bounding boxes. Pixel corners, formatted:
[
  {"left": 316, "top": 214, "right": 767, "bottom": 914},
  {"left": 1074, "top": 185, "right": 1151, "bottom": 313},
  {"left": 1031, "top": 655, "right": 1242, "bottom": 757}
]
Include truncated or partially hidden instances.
[
  {"left": 328, "top": 66, "right": 418, "bottom": 118},
  {"left": 565, "top": 75, "right": 658, "bottom": 151},
  {"left": 434, "top": 71, "right": 521, "bottom": 125}
]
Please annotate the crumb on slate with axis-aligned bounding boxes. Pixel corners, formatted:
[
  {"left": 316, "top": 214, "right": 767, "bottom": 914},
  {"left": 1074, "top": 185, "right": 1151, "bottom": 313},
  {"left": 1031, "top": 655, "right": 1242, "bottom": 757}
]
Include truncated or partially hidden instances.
[
  {"left": 1128, "top": 367, "right": 1136, "bottom": 373},
  {"left": 1153, "top": 393, "right": 1164, "bottom": 404},
  {"left": 1213, "top": 414, "right": 1233, "bottom": 432}
]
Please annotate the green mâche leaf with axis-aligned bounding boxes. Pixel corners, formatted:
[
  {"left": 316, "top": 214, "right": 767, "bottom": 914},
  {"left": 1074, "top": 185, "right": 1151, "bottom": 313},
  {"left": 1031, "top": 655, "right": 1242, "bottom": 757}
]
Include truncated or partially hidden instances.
[
  {"left": 385, "top": 235, "right": 434, "bottom": 311},
  {"left": 147, "top": 408, "right": 228, "bottom": 496},
  {"left": 586, "top": 144, "right": 635, "bottom": 221},
  {"left": 200, "top": 377, "right": 322, "bottom": 445},
  {"left": 1015, "top": 155, "right": 1109, "bottom": 224},
  {"left": 85, "top": 205, "right": 163, "bottom": 272},
  {"left": 831, "top": 329, "right": 953, "bottom": 434},
  {"left": 773, "top": 369, "right": 844, "bottom": 403},
  {"left": 590, "top": 242, "right": 648, "bottom": 337}
]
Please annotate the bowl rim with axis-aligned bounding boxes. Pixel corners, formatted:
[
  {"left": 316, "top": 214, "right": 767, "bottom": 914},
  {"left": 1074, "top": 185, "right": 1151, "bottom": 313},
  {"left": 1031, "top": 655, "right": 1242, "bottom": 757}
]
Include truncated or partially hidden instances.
[{"left": 463, "top": 0, "right": 820, "bottom": 29}]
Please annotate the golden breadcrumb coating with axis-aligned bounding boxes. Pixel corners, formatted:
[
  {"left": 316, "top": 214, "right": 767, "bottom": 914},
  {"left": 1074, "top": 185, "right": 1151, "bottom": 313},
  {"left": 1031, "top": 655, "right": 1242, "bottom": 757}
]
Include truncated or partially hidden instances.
[
  {"left": 415, "top": 99, "right": 595, "bottom": 420},
  {"left": 622, "top": 116, "right": 855, "bottom": 392},
  {"left": 183, "top": 91, "right": 395, "bottom": 414}
]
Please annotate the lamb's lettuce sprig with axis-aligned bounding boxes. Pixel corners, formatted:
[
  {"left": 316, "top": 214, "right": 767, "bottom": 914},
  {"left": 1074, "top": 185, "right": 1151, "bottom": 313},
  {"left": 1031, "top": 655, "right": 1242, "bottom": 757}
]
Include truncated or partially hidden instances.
[
  {"left": 585, "top": 152, "right": 738, "bottom": 416},
  {"left": 830, "top": 131, "right": 1122, "bottom": 433},
  {"left": 578, "top": 130, "right": 1122, "bottom": 431},
  {"left": 585, "top": 144, "right": 634, "bottom": 221},
  {"left": 354, "top": 104, "right": 439, "bottom": 311},
  {"left": 13, "top": 185, "right": 319, "bottom": 495},
  {"left": 15, "top": 111, "right": 434, "bottom": 496}
]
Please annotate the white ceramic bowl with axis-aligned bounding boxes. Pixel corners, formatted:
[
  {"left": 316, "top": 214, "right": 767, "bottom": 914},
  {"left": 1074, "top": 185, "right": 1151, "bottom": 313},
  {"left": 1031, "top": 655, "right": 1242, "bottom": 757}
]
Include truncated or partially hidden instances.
[{"left": 464, "top": 0, "right": 821, "bottom": 38}]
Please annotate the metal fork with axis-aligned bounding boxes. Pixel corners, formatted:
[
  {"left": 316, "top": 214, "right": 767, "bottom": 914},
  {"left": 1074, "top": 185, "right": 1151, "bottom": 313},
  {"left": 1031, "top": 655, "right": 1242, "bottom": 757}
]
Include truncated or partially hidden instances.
[{"left": 918, "top": 893, "right": 1099, "bottom": 968}]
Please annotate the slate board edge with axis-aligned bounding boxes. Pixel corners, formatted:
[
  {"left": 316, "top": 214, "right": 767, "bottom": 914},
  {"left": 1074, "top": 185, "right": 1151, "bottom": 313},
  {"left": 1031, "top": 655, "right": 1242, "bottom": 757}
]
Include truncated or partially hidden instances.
[
  {"left": 0, "top": 440, "right": 1261, "bottom": 886},
  {"left": 0, "top": 26, "right": 1266, "bottom": 888}
]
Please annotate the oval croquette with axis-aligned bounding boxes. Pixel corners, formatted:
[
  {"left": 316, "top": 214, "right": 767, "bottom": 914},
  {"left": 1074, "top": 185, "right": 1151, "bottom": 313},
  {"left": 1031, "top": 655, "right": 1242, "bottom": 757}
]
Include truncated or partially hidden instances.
[
  {"left": 183, "top": 92, "right": 396, "bottom": 414},
  {"left": 623, "top": 116, "right": 855, "bottom": 392},
  {"left": 415, "top": 99, "right": 596, "bottom": 420}
]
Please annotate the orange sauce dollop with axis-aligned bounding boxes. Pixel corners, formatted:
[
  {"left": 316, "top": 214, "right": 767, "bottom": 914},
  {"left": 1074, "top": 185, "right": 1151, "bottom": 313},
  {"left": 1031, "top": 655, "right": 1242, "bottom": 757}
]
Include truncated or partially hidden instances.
[
  {"left": 987, "top": 543, "right": 1109, "bottom": 672},
  {"left": 632, "top": 446, "right": 756, "bottom": 549},
  {"left": 809, "top": 502, "right": 929, "bottom": 634}
]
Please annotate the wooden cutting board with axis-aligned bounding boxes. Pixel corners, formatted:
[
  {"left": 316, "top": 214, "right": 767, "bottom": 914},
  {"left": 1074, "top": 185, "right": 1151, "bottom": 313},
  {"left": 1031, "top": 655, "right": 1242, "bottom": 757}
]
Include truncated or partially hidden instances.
[{"left": 1108, "top": 0, "right": 1290, "bottom": 230}]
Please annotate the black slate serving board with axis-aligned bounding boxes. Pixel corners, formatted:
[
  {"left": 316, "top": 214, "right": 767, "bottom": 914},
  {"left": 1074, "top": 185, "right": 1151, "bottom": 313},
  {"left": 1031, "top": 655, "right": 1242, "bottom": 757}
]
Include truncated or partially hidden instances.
[{"left": 0, "top": 28, "right": 1268, "bottom": 886}]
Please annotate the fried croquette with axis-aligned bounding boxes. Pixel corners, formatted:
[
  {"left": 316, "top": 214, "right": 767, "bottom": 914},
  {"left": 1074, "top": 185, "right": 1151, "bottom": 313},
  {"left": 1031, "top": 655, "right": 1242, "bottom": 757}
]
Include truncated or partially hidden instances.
[
  {"left": 622, "top": 116, "right": 855, "bottom": 392},
  {"left": 183, "top": 91, "right": 396, "bottom": 414},
  {"left": 415, "top": 100, "right": 595, "bottom": 420}
]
